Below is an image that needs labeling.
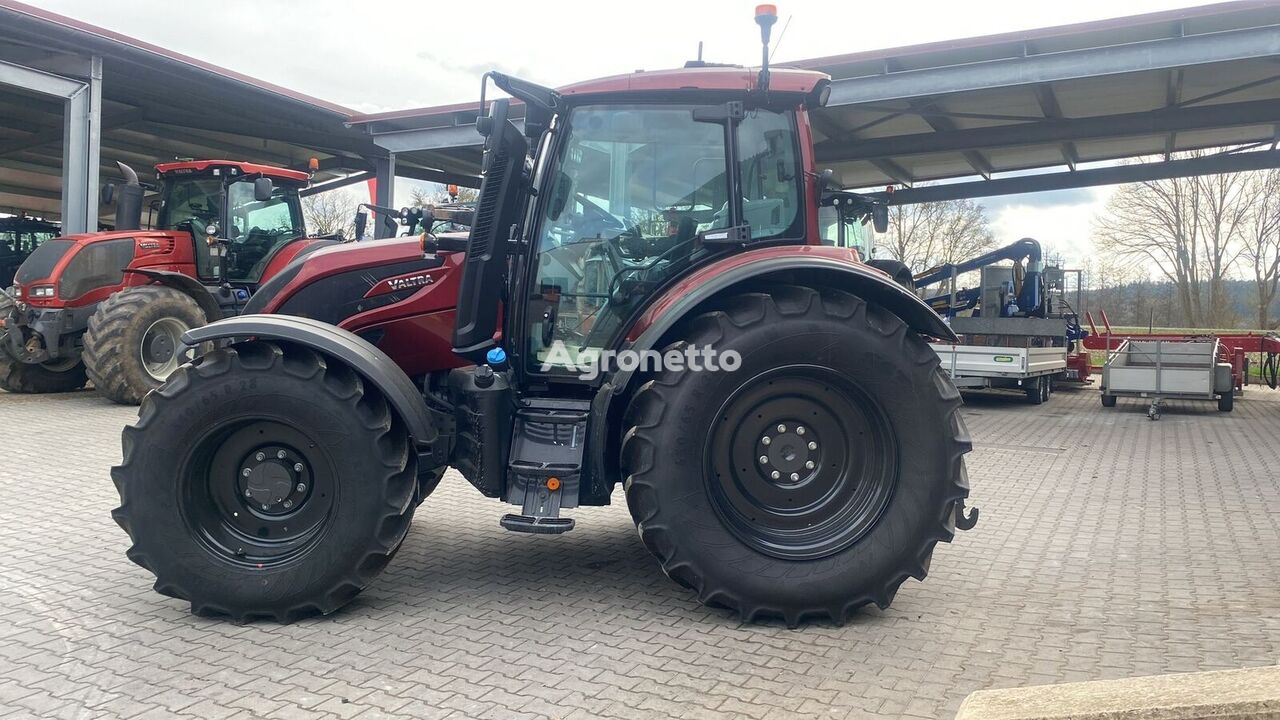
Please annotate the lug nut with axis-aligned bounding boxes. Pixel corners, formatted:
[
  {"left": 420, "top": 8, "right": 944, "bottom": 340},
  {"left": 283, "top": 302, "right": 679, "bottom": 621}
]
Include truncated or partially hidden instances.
[
  {"left": 242, "top": 467, "right": 252, "bottom": 477},
  {"left": 255, "top": 452, "right": 265, "bottom": 462},
  {"left": 296, "top": 482, "right": 306, "bottom": 492},
  {"left": 805, "top": 460, "right": 815, "bottom": 470},
  {"left": 293, "top": 463, "right": 304, "bottom": 473},
  {"left": 758, "top": 455, "right": 769, "bottom": 465},
  {"left": 808, "top": 441, "right": 817, "bottom": 450},
  {"left": 790, "top": 472, "right": 800, "bottom": 481},
  {"left": 243, "top": 489, "right": 251, "bottom": 497},
  {"left": 277, "top": 450, "right": 287, "bottom": 460},
  {"left": 776, "top": 424, "right": 786, "bottom": 433},
  {"left": 261, "top": 504, "right": 269, "bottom": 510},
  {"left": 770, "top": 470, "right": 781, "bottom": 480},
  {"left": 282, "top": 500, "right": 293, "bottom": 509},
  {"left": 761, "top": 436, "right": 771, "bottom": 446},
  {"left": 796, "top": 426, "right": 806, "bottom": 435}
]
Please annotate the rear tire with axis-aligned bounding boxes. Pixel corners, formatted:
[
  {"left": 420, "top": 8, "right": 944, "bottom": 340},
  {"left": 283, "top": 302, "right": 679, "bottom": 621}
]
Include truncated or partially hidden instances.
[
  {"left": 0, "top": 351, "right": 87, "bottom": 393},
  {"left": 111, "top": 340, "right": 417, "bottom": 621},
  {"left": 1218, "top": 391, "right": 1234, "bottom": 412},
  {"left": 1026, "top": 376, "right": 1045, "bottom": 404},
  {"left": 1101, "top": 392, "right": 1116, "bottom": 407},
  {"left": 85, "top": 286, "right": 208, "bottom": 405},
  {"left": 620, "top": 285, "right": 971, "bottom": 625}
]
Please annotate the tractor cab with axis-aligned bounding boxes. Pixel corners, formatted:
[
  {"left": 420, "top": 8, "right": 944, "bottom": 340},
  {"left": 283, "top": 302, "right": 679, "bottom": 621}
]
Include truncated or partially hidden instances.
[{"left": 151, "top": 160, "right": 309, "bottom": 284}]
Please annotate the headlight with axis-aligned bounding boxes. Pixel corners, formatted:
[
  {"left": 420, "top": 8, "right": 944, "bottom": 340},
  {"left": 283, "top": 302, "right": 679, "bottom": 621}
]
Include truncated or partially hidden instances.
[{"left": 30, "top": 285, "right": 55, "bottom": 298}]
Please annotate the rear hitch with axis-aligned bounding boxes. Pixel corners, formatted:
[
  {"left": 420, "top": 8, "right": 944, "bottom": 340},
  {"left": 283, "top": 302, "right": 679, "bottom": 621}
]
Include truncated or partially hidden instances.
[{"left": 954, "top": 499, "right": 979, "bottom": 531}]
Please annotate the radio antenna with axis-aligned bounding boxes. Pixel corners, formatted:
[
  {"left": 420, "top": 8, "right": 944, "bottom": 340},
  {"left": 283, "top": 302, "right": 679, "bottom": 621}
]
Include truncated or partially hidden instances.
[{"left": 769, "top": 15, "right": 792, "bottom": 61}]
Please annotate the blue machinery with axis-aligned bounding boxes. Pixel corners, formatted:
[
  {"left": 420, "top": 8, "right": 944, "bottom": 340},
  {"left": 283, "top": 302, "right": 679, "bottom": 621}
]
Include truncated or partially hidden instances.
[{"left": 916, "top": 238, "right": 1045, "bottom": 319}]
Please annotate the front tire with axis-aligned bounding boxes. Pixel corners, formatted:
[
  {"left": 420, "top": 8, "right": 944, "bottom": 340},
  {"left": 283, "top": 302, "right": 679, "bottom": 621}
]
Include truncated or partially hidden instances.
[
  {"left": 111, "top": 340, "right": 417, "bottom": 621},
  {"left": 84, "top": 285, "right": 209, "bottom": 405},
  {"left": 620, "top": 286, "right": 971, "bottom": 625},
  {"left": 0, "top": 351, "right": 87, "bottom": 393}
]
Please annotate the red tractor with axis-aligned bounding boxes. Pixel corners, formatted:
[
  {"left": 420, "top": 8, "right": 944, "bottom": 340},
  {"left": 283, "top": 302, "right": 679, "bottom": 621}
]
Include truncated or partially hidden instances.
[
  {"left": 113, "top": 7, "right": 976, "bottom": 625},
  {"left": 1, "top": 160, "right": 335, "bottom": 403}
]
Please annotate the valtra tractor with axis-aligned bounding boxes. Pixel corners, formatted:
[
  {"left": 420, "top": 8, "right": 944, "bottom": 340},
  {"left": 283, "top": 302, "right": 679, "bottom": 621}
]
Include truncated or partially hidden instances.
[
  {"left": 1, "top": 160, "right": 335, "bottom": 403},
  {"left": 113, "top": 6, "right": 977, "bottom": 625}
]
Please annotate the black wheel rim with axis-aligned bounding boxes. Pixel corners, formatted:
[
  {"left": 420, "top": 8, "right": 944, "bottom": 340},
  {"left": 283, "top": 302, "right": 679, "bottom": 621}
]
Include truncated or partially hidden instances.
[
  {"left": 705, "top": 365, "right": 898, "bottom": 560},
  {"left": 179, "top": 418, "right": 336, "bottom": 568}
]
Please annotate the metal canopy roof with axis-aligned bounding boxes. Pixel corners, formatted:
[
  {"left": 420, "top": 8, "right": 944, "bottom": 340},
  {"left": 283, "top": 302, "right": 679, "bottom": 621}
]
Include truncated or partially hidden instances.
[
  {"left": 0, "top": 0, "right": 475, "bottom": 224},
  {"left": 348, "top": 0, "right": 1280, "bottom": 202}
]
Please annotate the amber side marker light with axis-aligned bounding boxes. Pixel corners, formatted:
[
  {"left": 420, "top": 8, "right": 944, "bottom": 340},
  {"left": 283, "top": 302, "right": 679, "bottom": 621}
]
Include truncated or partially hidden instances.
[{"left": 547, "top": 477, "right": 562, "bottom": 492}]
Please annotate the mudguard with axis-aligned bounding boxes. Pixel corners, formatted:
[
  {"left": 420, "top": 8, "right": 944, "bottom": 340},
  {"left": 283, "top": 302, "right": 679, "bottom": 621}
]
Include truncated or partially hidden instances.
[
  {"left": 613, "top": 251, "right": 954, "bottom": 394},
  {"left": 124, "top": 268, "right": 223, "bottom": 321},
  {"left": 181, "top": 315, "right": 437, "bottom": 449}
]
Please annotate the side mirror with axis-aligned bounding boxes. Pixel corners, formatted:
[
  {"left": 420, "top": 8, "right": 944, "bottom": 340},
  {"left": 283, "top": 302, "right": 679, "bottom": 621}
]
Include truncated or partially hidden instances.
[
  {"left": 354, "top": 210, "right": 368, "bottom": 241},
  {"left": 100, "top": 184, "right": 115, "bottom": 205},
  {"left": 253, "top": 177, "right": 274, "bottom": 202},
  {"left": 872, "top": 204, "right": 889, "bottom": 234}
]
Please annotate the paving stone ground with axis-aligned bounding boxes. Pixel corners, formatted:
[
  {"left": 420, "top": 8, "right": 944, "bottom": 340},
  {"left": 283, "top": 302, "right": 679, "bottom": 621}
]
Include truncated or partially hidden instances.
[{"left": 1, "top": 383, "right": 1278, "bottom": 719}]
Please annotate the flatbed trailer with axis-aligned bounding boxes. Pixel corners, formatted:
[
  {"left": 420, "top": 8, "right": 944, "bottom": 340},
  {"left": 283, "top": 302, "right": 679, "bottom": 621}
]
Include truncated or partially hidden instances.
[
  {"left": 932, "top": 316, "right": 1069, "bottom": 404},
  {"left": 1100, "top": 338, "right": 1235, "bottom": 419}
]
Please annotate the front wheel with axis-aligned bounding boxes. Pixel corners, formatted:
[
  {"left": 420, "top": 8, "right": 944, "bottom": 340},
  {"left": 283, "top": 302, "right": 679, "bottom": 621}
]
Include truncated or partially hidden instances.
[
  {"left": 84, "top": 285, "right": 209, "bottom": 405},
  {"left": 0, "top": 350, "right": 87, "bottom": 393},
  {"left": 620, "top": 285, "right": 971, "bottom": 625},
  {"left": 111, "top": 340, "right": 418, "bottom": 621}
]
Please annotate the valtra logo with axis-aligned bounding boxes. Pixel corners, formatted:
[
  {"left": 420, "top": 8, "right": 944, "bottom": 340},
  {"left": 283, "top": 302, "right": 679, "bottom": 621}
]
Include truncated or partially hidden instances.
[{"left": 364, "top": 270, "right": 436, "bottom": 298}]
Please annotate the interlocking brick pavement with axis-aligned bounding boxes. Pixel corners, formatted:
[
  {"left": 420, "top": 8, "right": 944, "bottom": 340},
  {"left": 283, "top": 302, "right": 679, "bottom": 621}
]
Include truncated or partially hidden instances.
[{"left": 1, "top": 384, "right": 1277, "bottom": 719}]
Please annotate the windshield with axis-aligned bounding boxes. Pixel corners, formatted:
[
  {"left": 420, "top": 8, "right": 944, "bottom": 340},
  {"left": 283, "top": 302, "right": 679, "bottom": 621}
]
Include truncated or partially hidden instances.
[
  {"left": 528, "top": 103, "right": 802, "bottom": 374},
  {"left": 157, "top": 177, "right": 222, "bottom": 231},
  {"left": 818, "top": 205, "right": 869, "bottom": 258},
  {"left": 224, "top": 180, "right": 305, "bottom": 281}
]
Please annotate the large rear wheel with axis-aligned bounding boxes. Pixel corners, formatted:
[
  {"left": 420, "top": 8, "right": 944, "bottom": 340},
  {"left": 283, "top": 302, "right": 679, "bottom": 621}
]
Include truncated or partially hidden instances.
[
  {"left": 84, "top": 285, "right": 209, "bottom": 405},
  {"left": 620, "top": 285, "right": 971, "bottom": 625},
  {"left": 112, "top": 340, "right": 417, "bottom": 621}
]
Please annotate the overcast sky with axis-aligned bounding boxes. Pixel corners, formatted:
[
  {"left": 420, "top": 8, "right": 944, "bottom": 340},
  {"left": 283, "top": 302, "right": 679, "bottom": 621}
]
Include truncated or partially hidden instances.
[{"left": 38, "top": 0, "right": 1212, "bottom": 263}]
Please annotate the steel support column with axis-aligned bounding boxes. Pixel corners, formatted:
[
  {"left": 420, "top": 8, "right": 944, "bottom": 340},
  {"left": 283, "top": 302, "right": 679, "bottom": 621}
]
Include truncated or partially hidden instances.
[{"left": 372, "top": 153, "right": 396, "bottom": 238}]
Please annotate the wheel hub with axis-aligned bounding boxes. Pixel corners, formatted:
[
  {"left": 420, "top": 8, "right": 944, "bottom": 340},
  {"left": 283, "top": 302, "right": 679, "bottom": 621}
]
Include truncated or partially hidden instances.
[
  {"left": 146, "top": 333, "right": 174, "bottom": 363},
  {"left": 238, "top": 446, "right": 310, "bottom": 515},
  {"left": 758, "top": 423, "right": 820, "bottom": 483}
]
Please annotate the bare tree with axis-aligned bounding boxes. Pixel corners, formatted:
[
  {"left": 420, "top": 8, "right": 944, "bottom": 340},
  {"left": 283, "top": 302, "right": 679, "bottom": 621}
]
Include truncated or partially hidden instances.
[
  {"left": 410, "top": 184, "right": 479, "bottom": 208},
  {"left": 1241, "top": 169, "right": 1280, "bottom": 330},
  {"left": 1094, "top": 151, "right": 1252, "bottom": 327},
  {"left": 302, "top": 188, "right": 360, "bottom": 239},
  {"left": 882, "top": 197, "right": 995, "bottom": 275}
]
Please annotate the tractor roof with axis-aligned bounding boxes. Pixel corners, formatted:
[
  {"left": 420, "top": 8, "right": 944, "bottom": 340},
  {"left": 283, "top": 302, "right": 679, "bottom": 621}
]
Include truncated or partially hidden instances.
[
  {"left": 558, "top": 66, "right": 828, "bottom": 99},
  {"left": 154, "top": 160, "right": 310, "bottom": 183}
]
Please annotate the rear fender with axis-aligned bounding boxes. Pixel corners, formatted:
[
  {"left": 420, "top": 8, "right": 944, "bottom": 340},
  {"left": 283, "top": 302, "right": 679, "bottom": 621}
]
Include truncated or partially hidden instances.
[
  {"left": 124, "top": 268, "right": 222, "bottom": 321},
  {"left": 182, "top": 315, "right": 438, "bottom": 453}
]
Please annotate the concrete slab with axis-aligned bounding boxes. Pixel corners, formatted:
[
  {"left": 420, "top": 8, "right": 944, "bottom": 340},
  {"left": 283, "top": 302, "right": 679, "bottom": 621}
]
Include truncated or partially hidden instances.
[{"left": 955, "top": 665, "right": 1280, "bottom": 719}]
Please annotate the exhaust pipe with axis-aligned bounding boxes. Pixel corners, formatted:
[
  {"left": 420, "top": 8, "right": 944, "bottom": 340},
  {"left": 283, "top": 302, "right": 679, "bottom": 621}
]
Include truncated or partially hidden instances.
[{"left": 113, "top": 161, "right": 144, "bottom": 231}]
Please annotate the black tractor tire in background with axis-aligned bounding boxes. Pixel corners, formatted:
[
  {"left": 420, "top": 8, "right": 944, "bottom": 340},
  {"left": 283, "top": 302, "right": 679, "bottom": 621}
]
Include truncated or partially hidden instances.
[
  {"left": 620, "top": 285, "right": 971, "bottom": 626},
  {"left": 111, "top": 340, "right": 418, "bottom": 621},
  {"left": 1101, "top": 392, "right": 1116, "bottom": 407},
  {"left": 0, "top": 351, "right": 88, "bottom": 394},
  {"left": 866, "top": 258, "right": 915, "bottom": 290},
  {"left": 84, "top": 285, "right": 209, "bottom": 405}
]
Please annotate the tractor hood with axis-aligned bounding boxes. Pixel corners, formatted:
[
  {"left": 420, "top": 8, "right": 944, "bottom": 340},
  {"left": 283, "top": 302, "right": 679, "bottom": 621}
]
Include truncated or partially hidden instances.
[{"left": 11, "top": 230, "right": 189, "bottom": 306}]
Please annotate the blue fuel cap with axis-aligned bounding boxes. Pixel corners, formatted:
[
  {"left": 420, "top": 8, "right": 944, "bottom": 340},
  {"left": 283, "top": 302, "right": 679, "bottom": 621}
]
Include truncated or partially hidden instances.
[{"left": 486, "top": 347, "right": 507, "bottom": 365}]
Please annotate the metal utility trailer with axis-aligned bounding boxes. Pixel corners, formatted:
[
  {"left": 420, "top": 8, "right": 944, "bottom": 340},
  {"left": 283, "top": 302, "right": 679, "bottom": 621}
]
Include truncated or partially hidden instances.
[
  {"left": 932, "top": 316, "right": 1068, "bottom": 404},
  {"left": 1100, "top": 338, "right": 1235, "bottom": 420}
]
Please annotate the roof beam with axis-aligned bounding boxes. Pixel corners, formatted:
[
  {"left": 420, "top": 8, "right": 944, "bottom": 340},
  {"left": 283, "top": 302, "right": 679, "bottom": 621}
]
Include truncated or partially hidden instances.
[
  {"left": 1164, "top": 68, "right": 1184, "bottom": 159},
  {"left": 817, "top": 97, "right": 1280, "bottom": 163},
  {"left": 909, "top": 99, "right": 993, "bottom": 180},
  {"left": 0, "top": 107, "right": 142, "bottom": 157},
  {"left": 809, "top": 111, "right": 916, "bottom": 186},
  {"left": 300, "top": 171, "right": 374, "bottom": 197},
  {"left": 876, "top": 150, "right": 1280, "bottom": 205},
  {"left": 1033, "top": 84, "right": 1079, "bottom": 171},
  {"left": 825, "top": 23, "right": 1280, "bottom": 106}
]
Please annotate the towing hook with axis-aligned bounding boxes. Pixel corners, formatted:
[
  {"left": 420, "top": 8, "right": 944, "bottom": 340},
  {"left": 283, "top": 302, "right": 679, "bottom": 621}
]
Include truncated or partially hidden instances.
[{"left": 954, "top": 500, "right": 979, "bottom": 531}]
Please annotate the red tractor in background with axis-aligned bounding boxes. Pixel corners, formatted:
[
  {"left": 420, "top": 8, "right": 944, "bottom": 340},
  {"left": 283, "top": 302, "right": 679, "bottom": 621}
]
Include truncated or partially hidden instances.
[
  {"left": 1, "top": 159, "right": 337, "bottom": 403},
  {"left": 113, "top": 7, "right": 976, "bottom": 625}
]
